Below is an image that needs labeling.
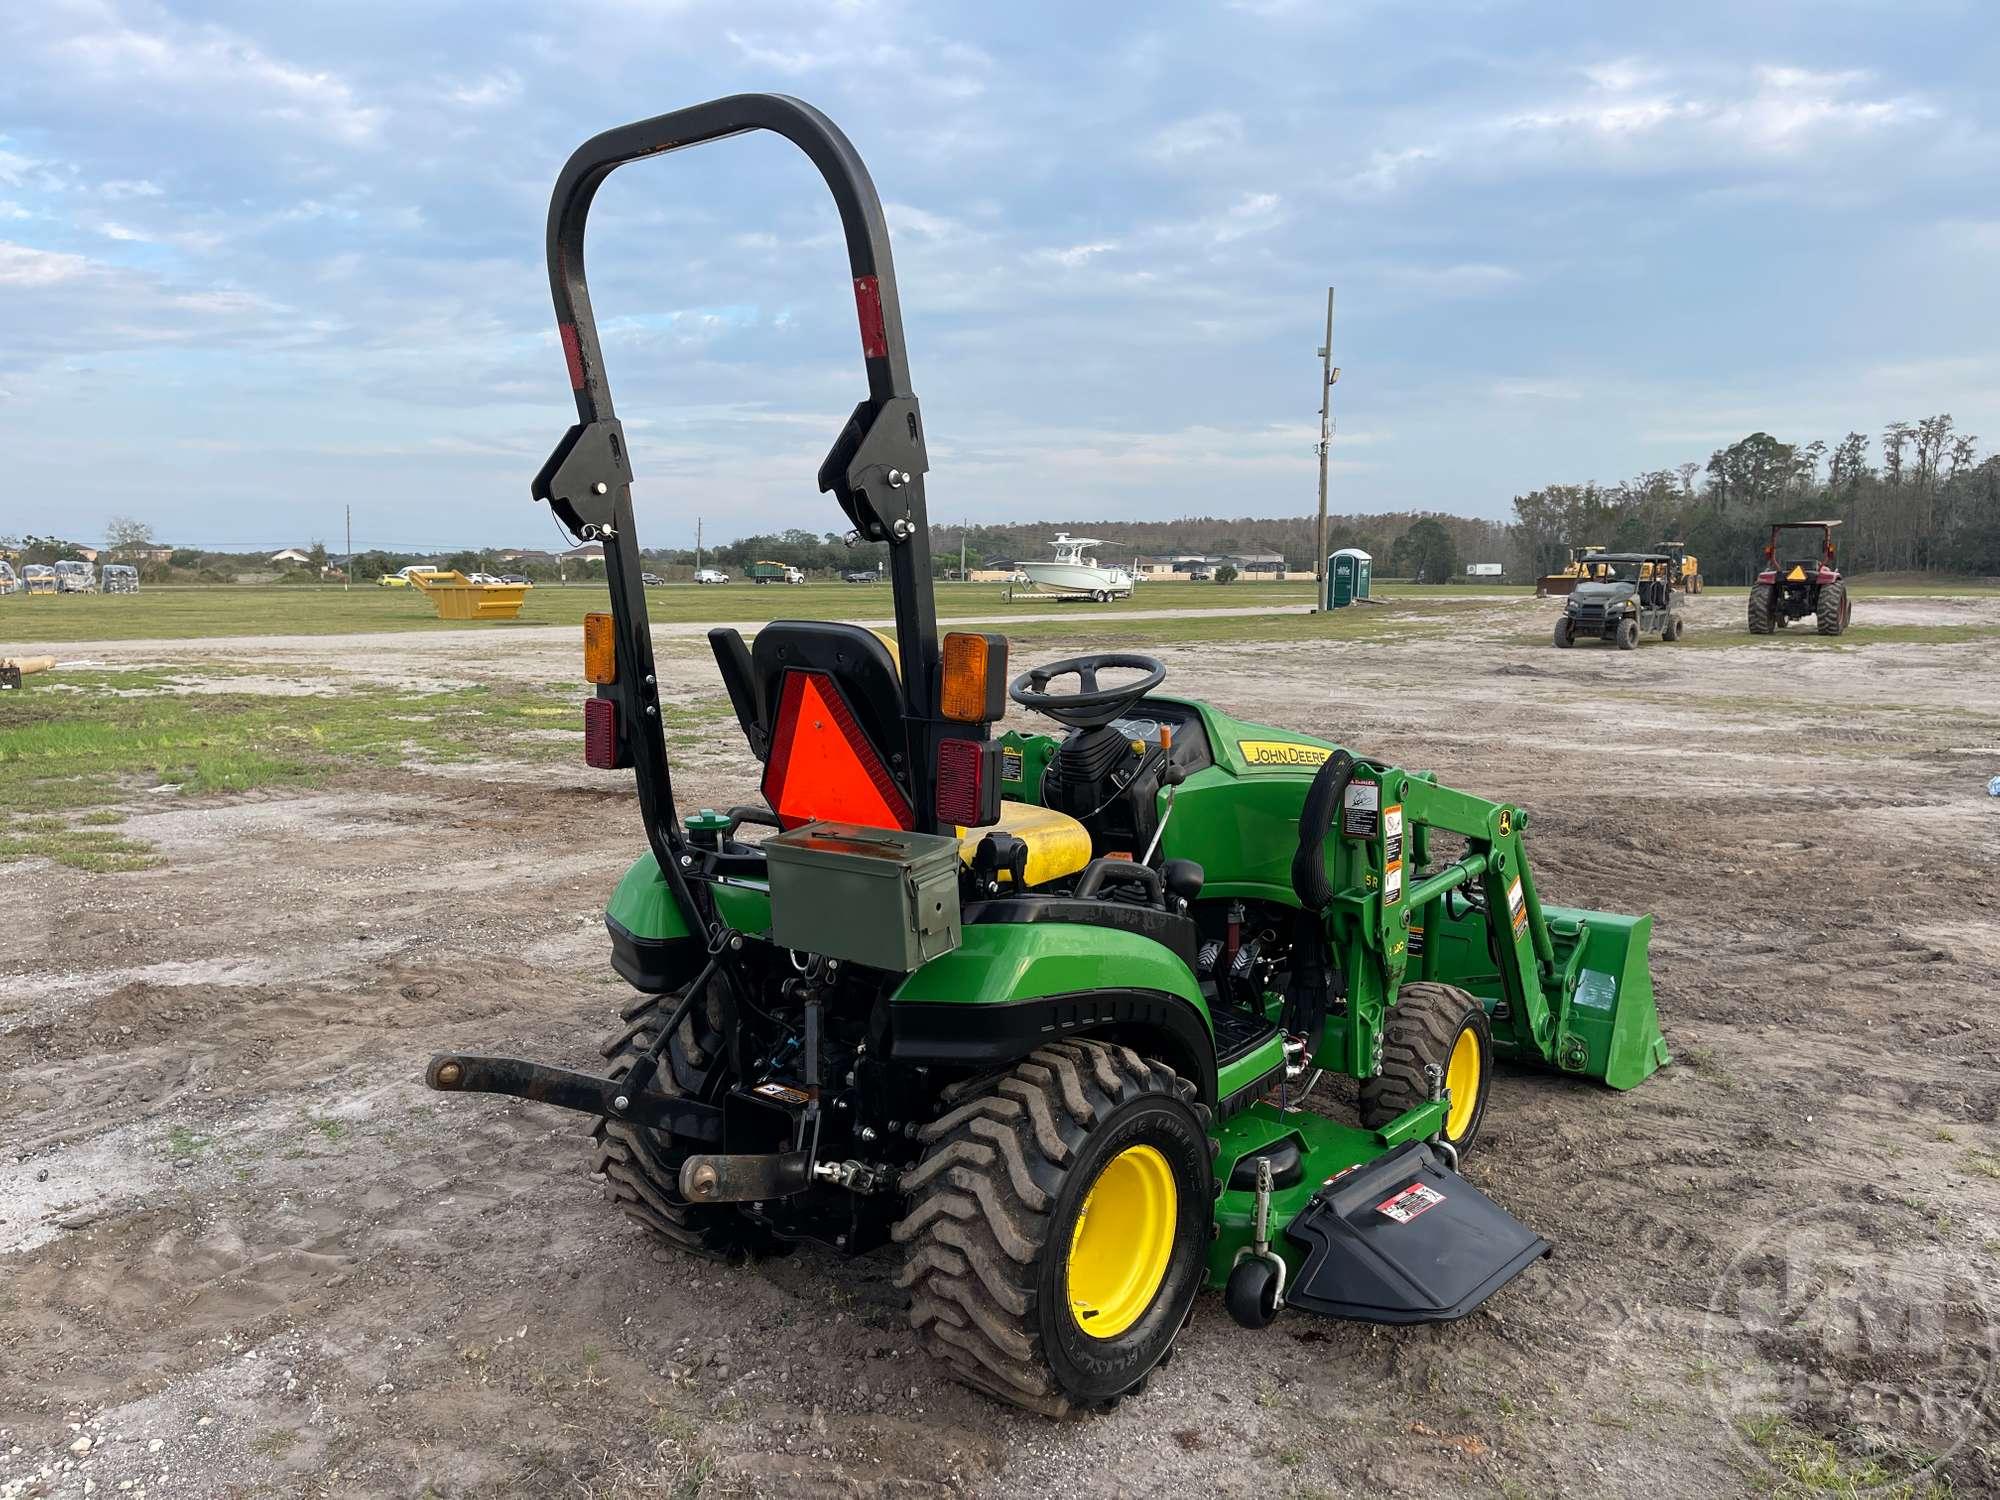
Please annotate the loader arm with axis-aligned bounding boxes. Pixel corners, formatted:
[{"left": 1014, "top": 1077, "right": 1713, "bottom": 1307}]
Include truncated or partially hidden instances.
[{"left": 1314, "top": 763, "right": 1665, "bottom": 1092}]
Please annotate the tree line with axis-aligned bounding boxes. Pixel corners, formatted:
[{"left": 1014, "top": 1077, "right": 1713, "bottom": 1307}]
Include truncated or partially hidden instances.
[
  {"left": 1511, "top": 416, "right": 2000, "bottom": 585},
  {"left": 17, "top": 416, "right": 1997, "bottom": 588}
]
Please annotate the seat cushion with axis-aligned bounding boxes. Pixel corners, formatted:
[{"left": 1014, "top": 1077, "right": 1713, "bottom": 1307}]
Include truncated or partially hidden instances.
[{"left": 957, "top": 800, "right": 1093, "bottom": 887}]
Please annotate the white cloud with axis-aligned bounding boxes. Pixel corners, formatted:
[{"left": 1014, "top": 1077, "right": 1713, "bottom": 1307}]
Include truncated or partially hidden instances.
[
  {"left": 1380, "top": 263, "right": 1521, "bottom": 297},
  {"left": 1150, "top": 111, "right": 1245, "bottom": 162},
  {"left": 1035, "top": 241, "right": 1119, "bottom": 268},
  {"left": 56, "top": 17, "right": 383, "bottom": 143},
  {"left": 1498, "top": 59, "right": 1937, "bottom": 157},
  {"left": 0, "top": 241, "right": 91, "bottom": 286},
  {"left": 446, "top": 70, "right": 520, "bottom": 109},
  {"left": 1200, "top": 191, "right": 1285, "bottom": 245}
]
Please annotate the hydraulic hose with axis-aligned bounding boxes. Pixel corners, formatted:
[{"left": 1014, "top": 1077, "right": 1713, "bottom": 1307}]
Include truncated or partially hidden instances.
[{"left": 1291, "top": 748, "right": 1357, "bottom": 912}]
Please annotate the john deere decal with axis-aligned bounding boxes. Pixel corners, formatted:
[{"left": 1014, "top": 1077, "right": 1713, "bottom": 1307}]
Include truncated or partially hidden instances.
[{"left": 1237, "top": 739, "right": 1335, "bottom": 769}]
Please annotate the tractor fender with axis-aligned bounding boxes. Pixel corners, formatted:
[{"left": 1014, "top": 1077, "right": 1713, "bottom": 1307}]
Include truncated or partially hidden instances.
[{"left": 886, "top": 920, "right": 1217, "bottom": 1102}]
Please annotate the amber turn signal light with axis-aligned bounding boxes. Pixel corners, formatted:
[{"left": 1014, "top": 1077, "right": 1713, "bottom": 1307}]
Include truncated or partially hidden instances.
[
  {"left": 584, "top": 611, "right": 617, "bottom": 684},
  {"left": 940, "top": 631, "right": 1007, "bottom": 723}
]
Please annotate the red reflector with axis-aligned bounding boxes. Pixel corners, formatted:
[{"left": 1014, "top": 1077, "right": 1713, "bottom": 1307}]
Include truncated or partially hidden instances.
[
  {"left": 559, "top": 321, "right": 585, "bottom": 389},
  {"left": 853, "top": 276, "right": 888, "bottom": 359},
  {"left": 935, "top": 738, "right": 985, "bottom": 827},
  {"left": 584, "top": 697, "right": 619, "bottom": 768},
  {"left": 761, "top": 670, "right": 913, "bottom": 830}
]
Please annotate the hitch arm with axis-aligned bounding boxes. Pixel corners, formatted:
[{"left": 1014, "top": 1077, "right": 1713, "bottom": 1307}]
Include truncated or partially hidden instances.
[{"left": 425, "top": 1053, "right": 723, "bottom": 1143}]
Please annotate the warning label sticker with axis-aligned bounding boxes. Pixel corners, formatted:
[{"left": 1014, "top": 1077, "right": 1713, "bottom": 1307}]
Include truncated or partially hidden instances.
[
  {"left": 1342, "top": 780, "right": 1380, "bottom": 838},
  {"left": 1408, "top": 923, "right": 1425, "bottom": 957},
  {"left": 1238, "top": 740, "right": 1335, "bottom": 769},
  {"left": 1376, "top": 1181, "right": 1446, "bottom": 1224},
  {"left": 1506, "top": 875, "right": 1527, "bottom": 936},
  {"left": 1382, "top": 803, "right": 1404, "bottom": 905},
  {"left": 1001, "top": 746, "right": 1024, "bottom": 784},
  {"left": 752, "top": 1082, "right": 812, "bottom": 1106}
]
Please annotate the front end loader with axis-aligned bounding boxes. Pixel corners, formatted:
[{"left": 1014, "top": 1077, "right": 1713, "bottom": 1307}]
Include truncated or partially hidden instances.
[{"left": 425, "top": 93, "right": 1671, "bottom": 1418}]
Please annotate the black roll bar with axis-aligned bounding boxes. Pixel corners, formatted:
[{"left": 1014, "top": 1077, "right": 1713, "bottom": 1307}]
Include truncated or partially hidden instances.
[{"left": 528, "top": 94, "right": 944, "bottom": 922}]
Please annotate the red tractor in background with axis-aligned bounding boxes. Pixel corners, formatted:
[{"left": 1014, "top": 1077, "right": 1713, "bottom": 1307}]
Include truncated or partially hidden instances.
[{"left": 1749, "top": 519, "right": 1851, "bottom": 636}]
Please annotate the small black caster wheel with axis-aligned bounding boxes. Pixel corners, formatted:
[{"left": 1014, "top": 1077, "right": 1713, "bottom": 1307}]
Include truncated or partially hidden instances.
[{"left": 1225, "top": 1256, "right": 1283, "bottom": 1329}]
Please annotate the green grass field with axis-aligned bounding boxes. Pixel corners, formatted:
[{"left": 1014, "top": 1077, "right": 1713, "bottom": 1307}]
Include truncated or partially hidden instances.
[{"left": 0, "top": 579, "right": 1334, "bottom": 644}]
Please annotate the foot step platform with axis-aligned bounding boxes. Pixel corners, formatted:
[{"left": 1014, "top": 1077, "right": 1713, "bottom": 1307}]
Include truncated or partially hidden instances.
[{"left": 1283, "top": 1140, "right": 1550, "bottom": 1323}]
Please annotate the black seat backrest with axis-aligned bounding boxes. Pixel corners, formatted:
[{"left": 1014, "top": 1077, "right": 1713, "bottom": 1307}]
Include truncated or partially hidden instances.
[{"left": 717, "top": 621, "right": 916, "bottom": 828}]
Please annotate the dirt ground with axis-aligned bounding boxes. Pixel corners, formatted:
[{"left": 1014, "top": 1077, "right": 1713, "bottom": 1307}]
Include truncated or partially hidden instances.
[{"left": 5, "top": 590, "right": 2000, "bottom": 1499}]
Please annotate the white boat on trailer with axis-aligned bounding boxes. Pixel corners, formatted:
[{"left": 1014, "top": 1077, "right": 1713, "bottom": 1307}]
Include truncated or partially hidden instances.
[{"left": 1016, "top": 534, "right": 1134, "bottom": 602}]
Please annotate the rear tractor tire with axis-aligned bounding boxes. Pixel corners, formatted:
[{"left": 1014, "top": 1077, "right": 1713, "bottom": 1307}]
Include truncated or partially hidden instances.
[
  {"left": 894, "top": 1039, "right": 1213, "bottom": 1417},
  {"left": 1360, "top": 982, "right": 1494, "bottom": 1157},
  {"left": 1748, "top": 584, "right": 1775, "bottom": 635},
  {"left": 1616, "top": 617, "right": 1640, "bottom": 650},
  {"left": 1816, "top": 580, "right": 1850, "bottom": 636},
  {"left": 1551, "top": 615, "right": 1574, "bottom": 649},
  {"left": 593, "top": 978, "right": 776, "bottom": 1262}
]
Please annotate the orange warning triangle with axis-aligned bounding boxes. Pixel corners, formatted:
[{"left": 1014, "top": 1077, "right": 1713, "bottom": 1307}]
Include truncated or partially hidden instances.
[{"left": 761, "top": 670, "right": 913, "bottom": 831}]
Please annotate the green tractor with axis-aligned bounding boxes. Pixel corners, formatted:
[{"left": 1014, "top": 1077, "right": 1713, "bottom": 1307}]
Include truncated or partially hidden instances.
[{"left": 428, "top": 94, "right": 1672, "bottom": 1418}]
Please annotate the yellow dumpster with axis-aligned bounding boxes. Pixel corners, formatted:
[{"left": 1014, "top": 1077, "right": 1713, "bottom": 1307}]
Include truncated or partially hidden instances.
[{"left": 409, "top": 570, "right": 529, "bottom": 622}]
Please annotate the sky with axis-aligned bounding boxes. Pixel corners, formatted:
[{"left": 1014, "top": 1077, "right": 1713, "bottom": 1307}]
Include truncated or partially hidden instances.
[{"left": 1, "top": 0, "right": 1996, "bottom": 554}]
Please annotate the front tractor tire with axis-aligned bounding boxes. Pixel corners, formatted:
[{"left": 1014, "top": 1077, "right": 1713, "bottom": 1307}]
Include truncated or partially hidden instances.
[
  {"left": 1748, "top": 584, "right": 1776, "bottom": 635},
  {"left": 1816, "top": 580, "right": 1850, "bottom": 636},
  {"left": 593, "top": 979, "right": 774, "bottom": 1262},
  {"left": 1360, "top": 983, "right": 1494, "bottom": 1156},
  {"left": 894, "top": 1039, "right": 1213, "bottom": 1418}
]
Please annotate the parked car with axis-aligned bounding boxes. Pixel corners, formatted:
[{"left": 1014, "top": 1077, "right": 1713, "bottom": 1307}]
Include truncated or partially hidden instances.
[
  {"left": 694, "top": 568, "right": 729, "bottom": 585},
  {"left": 641, "top": 573, "right": 665, "bottom": 586},
  {"left": 378, "top": 565, "right": 445, "bottom": 588},
  {"left": 499, "top": 574, "right": 533, "bottom": 587},
  {"left": 841, "top": 569, "right": 882, "bottom": 584}
]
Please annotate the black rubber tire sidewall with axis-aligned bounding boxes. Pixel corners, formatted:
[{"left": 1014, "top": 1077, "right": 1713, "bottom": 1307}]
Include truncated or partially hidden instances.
[{"left": 1038, "top": 1092, "right": 1211, "bottom": 1404}]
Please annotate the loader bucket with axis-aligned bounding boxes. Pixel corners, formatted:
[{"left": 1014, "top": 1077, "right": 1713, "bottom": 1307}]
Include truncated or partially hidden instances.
[{"left": 1539, "top": 903, "right": 1670, "bottom": 1090}]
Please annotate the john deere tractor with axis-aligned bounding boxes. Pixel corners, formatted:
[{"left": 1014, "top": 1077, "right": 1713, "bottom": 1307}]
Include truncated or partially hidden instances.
[
  {"left": 1750, "top": 520, "right": 1850, "bottom": 635},
  {"left": 427, "top": 94, "right": 1672, "bottom": 1418}
]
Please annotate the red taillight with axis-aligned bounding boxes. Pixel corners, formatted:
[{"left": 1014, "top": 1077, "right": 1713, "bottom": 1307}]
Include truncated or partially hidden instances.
[
  {"left": 936, "top": 737, "right": 1000, "bottom": 828},
  {"left": 584, "top": 696, "right": 620, "bottom": 768}
]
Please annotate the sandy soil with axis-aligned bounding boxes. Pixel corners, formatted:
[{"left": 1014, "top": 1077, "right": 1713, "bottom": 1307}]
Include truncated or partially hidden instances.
[{"left": 4, "top": 591, "right": 2000, "bottom": 1499}]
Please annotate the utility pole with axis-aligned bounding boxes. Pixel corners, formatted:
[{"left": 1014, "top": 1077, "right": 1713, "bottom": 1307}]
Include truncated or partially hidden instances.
[
  {"left": 960, "top": 520, "right": 967, "bottom": 584},
  {"left": 344, "top": 504, "right": 351, "bottom": 592},
  {"left": 1314, "top": 287, "right": 1340, "bottom": 590},
  {"left": 695, "top": 517, "right": 703, "bottom": 578}
]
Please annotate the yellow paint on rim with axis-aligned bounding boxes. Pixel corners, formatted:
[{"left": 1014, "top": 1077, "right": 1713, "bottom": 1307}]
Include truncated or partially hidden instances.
[
  {"left": 1066, "top": 1144, "right": 1176, "bottom": 1339},
  {"left": 1445, "top": 1026, "right": 1482, "bottom": 1140}
]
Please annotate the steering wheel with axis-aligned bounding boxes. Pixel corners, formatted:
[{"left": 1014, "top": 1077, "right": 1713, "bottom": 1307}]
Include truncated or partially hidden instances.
[{"left": 1008, "top": 652, "right": 1166, "bottom": 730}]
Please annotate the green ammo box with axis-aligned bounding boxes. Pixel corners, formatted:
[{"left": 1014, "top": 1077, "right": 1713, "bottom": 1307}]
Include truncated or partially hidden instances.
[{"left": 762, "top": 820, "right": 963, "bottom": 972}]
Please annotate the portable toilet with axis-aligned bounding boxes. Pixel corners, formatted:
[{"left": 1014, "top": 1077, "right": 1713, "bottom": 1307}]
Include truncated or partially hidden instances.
[{"left": 1327, "top": 548, "right": 1372, "bottom": 608}]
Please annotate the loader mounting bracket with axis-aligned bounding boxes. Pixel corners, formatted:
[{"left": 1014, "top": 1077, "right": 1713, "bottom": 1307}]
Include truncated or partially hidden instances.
[
  {"left": 425, "top": 1052, "right": 723, "bottom": 1142},
  {"left": 533, "top": 419, "right": 635, "bottom": 538},
  {"left": 818, "top": 395, "right": 927, "bottom": 543}
]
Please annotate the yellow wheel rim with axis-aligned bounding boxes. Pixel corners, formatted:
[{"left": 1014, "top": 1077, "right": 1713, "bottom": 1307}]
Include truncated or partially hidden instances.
[
  {"left": 1066, "top": 1144, "right": 1177, "bottom": 1340},
  {"left": 1445, "top": 1025, "right": 1482, "bottom": 1141}
]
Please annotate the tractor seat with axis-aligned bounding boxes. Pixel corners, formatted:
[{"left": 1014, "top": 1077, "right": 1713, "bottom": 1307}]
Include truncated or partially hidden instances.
[{"left": 957, "top": 800, "right": 1093, "bottom": 888}]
